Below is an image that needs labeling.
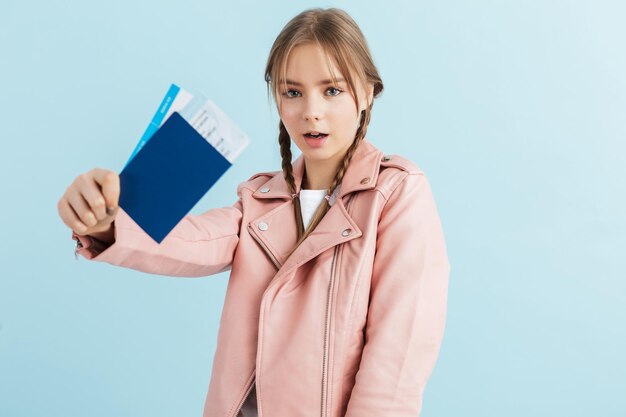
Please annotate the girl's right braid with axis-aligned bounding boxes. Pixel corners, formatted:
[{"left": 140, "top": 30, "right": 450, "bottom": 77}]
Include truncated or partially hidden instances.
[{"left": 279, "top": 121, "right": 296, "bottom": 194}]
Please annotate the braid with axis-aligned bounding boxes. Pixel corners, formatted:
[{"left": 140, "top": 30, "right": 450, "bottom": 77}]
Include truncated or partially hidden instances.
[
  {"left": 279, "top": 121, "right": 305, "bottom": 237},
  {"left": 279, "top": 121, "right": 295, "bottom": 193}
]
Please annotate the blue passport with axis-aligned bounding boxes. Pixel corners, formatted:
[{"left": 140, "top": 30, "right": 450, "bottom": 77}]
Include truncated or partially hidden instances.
[{"left": 118, "top": 111, "right": 232, "bottom": 243}]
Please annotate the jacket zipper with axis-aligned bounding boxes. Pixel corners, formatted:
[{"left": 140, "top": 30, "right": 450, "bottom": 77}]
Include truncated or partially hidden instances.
[
  {"left": 233, "top": 375, "right": 256, "bottom": 417},
  {"left": 321, "top": 194, "right": 355, "bottom": 417},
  {"left": 246, "top": 194, "right": 354, "bottom": 416},
  {"left": 321, "top": 244, "right": 340, "bottom": 417},
  {"left": 248, "top": 224, "right": 281, "bottom": 270}
]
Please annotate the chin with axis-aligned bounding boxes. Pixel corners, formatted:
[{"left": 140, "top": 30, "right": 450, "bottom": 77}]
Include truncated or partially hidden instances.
[{"left": 302, "top": 149, "right": 328, "bottom": 158}]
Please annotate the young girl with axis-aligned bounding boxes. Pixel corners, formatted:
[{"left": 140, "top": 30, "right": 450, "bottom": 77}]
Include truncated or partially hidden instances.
[{"left": 58, "top": 8, "right": 450, "bottom": 417}]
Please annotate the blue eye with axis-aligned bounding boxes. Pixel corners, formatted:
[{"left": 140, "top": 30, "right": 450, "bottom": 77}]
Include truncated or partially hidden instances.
[
  {"left": 282, "top": 89, "right": 301, "bottom": 98},
  {"left": 327, "top": 87, "right": 343, "bottom": 96},
  {"left": 281, "top": 87, "right": 343, "bottom": 98}
]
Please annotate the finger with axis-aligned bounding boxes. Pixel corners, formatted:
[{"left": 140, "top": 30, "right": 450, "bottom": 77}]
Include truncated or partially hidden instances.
[
  {"left": 67, "top": 190, "right": 98, "bottom": 228},
  {"left": 79, "top": 175, "right": 109, "bottom": 221},
  {"left": 58, "top": 198, "right": 89, "bottom": 234},
  {"left": 91, "top": 169, "right": 120, "bottom": 212}
]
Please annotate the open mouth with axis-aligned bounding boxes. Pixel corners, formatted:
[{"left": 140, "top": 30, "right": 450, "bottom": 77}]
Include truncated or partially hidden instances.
[{"left": 304, "top": 132, "right": 329, "bottom": 139}]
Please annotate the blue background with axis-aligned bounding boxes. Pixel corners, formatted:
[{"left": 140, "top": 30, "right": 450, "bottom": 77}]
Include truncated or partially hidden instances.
[{"left": 1, "top": 1, "right": 624, "bottom": 416}]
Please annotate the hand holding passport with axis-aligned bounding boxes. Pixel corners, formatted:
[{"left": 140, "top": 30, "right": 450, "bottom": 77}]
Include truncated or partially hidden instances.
[{"left": 119, "top": 84, "right": 250, "bottom": 243}]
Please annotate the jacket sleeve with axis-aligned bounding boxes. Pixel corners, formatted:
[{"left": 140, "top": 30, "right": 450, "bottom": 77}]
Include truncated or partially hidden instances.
[
  {"left": 344, "top": 171, "right": 451, "bottom": 417},
  {"left": 71, "top": 196, "right": 243, "bottom": 278}
]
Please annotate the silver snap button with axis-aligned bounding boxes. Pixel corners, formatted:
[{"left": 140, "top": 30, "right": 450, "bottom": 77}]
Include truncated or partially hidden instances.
[
  {"left": 342, "top": 228, "right": 352, "bottom": 237},
  {"left": 258, "top": 222, "right": 269, "bottom": 231},
  {"left": 360, "top": 177, "right": 370, "bottom": 184},
  {"left": 260, "top": 186, "right": 270, "bottom": 193},
  {"left": 382, "top": 155, "right": 391, "bottom": 162}
]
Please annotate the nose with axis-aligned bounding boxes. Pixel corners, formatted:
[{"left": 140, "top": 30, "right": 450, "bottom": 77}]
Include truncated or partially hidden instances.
[{"left": 302, "top": 94, "right": 324, "bottom": 121}]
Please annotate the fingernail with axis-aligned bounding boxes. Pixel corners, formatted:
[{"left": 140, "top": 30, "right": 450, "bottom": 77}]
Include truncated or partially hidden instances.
[{"left": 106, "top": 206, "right": 115, "bottom": 216}]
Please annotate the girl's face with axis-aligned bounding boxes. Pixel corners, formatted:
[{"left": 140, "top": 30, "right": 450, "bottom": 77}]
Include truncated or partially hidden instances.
[{"left": 277, "top": 43, "right": 373, "bottom": 168}]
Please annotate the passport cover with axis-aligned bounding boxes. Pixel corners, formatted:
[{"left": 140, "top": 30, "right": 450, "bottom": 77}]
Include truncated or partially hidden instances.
[{"left": 118, "top": 111, "right": 232, "bottom": 243}]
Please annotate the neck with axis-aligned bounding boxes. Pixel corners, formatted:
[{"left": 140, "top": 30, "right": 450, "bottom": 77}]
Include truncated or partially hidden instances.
[
  {"left": 301, "top": 138, "right": 362, "bottom": 190},
  {"left": 302, "top": 158, "right": 340, "bottom": 190}
]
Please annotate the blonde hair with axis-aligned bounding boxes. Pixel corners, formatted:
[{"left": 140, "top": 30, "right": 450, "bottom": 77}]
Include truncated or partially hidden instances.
[{"left": 264, "top": 7, "right": 384, "bottom": 257}]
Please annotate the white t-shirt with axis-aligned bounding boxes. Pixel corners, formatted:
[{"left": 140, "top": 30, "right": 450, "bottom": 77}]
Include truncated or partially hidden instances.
[{"left": 299, "top": 188, "right": 328, "bottom": 230}]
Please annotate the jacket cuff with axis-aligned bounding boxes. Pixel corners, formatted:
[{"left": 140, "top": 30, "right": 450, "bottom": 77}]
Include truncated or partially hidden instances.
[{"left": 71, "top": 230, "right": 113, "bottom": 260}]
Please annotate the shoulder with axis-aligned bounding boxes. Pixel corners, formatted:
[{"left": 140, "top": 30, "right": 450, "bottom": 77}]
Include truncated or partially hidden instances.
[
  {"left": 379, "top": 153, "right": 424, "bottom": 175},
  {"left": 236, "top": 170, "right": 280, "bottom": 195},
  {"left": 375, "top": 152, "right": 425, "bottom": 199}
]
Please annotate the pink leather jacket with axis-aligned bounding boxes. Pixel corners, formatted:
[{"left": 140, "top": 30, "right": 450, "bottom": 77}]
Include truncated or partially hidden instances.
[{"left": 73, "top": 138, "right": 451, "bottom": 417}]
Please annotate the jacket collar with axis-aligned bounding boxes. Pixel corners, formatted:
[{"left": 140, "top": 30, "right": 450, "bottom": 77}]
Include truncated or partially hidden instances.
[{"left": 252, "top": 138, "right": 384, "bottom": 201}]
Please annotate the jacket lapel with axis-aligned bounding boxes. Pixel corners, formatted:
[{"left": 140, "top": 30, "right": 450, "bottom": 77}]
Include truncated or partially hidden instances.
[
  {"left": 248, "top": 138, "right": 384, "bottom": 276},
  {"left": 247, "top": 200, "right": 298, "bottom": 268},
  {"left": 278, "top": 194, "right": 361, "bottom": 276}
]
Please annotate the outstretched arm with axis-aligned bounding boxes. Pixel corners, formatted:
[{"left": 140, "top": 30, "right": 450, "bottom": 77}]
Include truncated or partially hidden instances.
[{"left": 72, "top": 198, "right": 243, "bottom": 278}]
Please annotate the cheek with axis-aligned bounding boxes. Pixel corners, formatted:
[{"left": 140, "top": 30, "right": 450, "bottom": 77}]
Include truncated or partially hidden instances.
[
  {"left": 278, "top": 106, "right": 301, "bottom": 141},
  {"left": 333, "top": 104, "right": 359, "bottom": 130},
  {"left": 279, "top": 102, "right": 300, "bottom": 123}
]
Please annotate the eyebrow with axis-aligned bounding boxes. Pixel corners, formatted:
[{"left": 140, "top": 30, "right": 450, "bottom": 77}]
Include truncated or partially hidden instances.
[{"left": 282, "top": 78, "right": 347, "bottom": 86}]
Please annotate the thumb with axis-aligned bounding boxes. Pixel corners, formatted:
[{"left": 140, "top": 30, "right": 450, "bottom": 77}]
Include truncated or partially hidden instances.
[{"left": 92, "top": 168, "right": 120, "bottom": 214}]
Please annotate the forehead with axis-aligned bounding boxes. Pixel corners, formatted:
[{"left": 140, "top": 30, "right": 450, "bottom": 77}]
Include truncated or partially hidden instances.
[{"left": 283, "top": 43, "right": 343, "bottom": 83}]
